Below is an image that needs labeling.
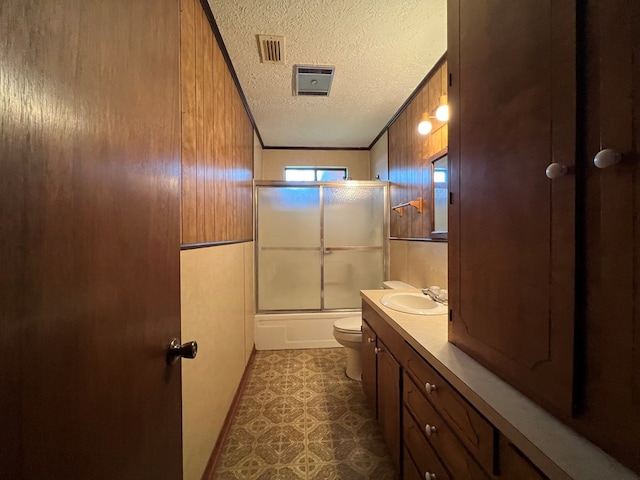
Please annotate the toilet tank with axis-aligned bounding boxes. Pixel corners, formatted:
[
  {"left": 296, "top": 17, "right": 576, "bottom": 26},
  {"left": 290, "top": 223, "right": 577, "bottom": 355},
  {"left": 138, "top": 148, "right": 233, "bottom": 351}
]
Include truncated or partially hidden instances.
[{"left": 382, "top": 280, "right": 416, "bottom": 290}]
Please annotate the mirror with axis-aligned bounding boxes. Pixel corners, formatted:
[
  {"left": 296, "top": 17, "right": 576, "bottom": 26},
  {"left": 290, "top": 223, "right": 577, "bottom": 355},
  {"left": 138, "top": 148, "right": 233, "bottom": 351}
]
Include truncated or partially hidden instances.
[{"left": 431, "top": 150, "right": 448, "bottom": 239}]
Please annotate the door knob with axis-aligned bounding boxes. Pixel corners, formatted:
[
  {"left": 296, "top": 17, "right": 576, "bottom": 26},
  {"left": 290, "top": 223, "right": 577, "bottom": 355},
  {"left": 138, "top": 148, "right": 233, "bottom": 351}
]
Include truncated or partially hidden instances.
[
  {"left": 594, "top": 148, "right": 621, "bottom": 168},
  {"left": 167, "top": 338, "right": 198, "bottom": 365},
  {"left": 545, "top": 162, "right": 568, "bottom": 179}
]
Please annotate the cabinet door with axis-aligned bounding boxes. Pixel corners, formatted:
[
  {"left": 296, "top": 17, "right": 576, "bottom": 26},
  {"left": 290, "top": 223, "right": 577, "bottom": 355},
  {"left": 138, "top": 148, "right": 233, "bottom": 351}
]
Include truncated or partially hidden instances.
[
  {"left": 448, "top": 0, "right": 576, "bottom": 415},
  {"left": 377, "top": 340, "right": 401, "bottom": 467},
  {"left": 498, "top": 436, "right": 547, "bottom": 480},
  {"left": 579, "top": 0, "right": 640, "bottom": 472},
  {"left": 361, "top": 320, "right": 378, "bottom": 417}
]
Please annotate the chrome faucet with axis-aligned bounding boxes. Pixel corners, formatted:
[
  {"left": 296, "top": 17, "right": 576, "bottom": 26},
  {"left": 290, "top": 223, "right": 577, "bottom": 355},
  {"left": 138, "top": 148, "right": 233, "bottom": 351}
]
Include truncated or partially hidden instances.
[{"left": 421, "top": 286, "right": 448, "bottom": 305}]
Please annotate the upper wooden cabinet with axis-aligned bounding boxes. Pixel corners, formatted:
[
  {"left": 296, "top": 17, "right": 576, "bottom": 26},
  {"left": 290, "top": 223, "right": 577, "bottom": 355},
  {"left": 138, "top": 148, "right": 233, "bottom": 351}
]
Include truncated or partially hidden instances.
[
  {"left": 578, "top": 0, "right": 640, "bottom": 472},
  {"left": 448, "top": 0, "right": 576, "bottom": 416},
  {"left": 449, "top": 0, "right": 640, "bottom": 473}
]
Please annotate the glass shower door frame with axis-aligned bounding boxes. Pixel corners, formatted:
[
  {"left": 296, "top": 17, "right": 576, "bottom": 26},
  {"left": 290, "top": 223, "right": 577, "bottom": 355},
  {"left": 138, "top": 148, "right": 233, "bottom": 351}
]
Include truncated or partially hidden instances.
[{"left": 255, "top": 181, "right": 389, "bottom": 313}]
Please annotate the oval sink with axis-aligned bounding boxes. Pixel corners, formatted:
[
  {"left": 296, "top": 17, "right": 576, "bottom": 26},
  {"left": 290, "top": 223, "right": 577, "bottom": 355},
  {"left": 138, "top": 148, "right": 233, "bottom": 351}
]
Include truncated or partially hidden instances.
[{"left": 380, "top": 292, "right": 448, "bottom": 316}]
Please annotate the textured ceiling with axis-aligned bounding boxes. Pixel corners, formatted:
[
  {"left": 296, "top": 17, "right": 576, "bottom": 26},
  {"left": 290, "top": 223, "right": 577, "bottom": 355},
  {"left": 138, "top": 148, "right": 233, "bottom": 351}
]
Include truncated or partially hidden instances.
[{"left": 208, "top": 0, "right": 447, "bottom": 148}]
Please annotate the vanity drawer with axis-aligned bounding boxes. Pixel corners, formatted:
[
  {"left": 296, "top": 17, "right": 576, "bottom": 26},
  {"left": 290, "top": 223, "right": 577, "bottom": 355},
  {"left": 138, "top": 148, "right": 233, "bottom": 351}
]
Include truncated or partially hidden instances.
[
  {"left": 403, "top": 447, "right": 426, "bottom": 480},
  {"left": 403, "top": 372, "right": 490, "bottom": 479},
  {"left": 402, "top": 346, "right": 495, "bottom": 473},
  {"left": 403, "top": 408, "right": 451, "bottom": 480}
]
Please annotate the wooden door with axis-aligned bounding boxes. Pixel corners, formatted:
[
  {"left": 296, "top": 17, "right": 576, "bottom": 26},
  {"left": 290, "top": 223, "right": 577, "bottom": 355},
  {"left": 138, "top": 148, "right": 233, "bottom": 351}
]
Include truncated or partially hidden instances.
[
  {"left": 448, "top": 0, "right": 577, "bottom": 416},
  {"left": 0, "top": 1, "right": 183, "bottom": 478},
  {"left": 377, "top": 341, "right": 401, "bottom": 467},
  {"left": 578, "top": 0, "right": 640, "bottom": 472},
  {"left": 361, "top": 320, "right": 378, "bottom": 416}
]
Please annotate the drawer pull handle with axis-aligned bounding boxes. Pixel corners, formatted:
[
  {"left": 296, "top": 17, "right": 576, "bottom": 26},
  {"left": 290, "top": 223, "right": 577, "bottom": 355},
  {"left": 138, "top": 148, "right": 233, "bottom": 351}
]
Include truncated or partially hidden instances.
[
  {"left": 425, "top": 424, "right": 437, "bottom": 437},
  {"left": 424, "top": 473, "right": 436, "bottom": 480},
  {"left": 425, "top": 382, "right": 437, "bottom": 393}
]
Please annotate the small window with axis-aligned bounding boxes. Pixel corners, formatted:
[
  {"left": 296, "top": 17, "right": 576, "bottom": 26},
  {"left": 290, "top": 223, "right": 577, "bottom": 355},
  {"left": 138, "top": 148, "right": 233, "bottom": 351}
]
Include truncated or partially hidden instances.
[
  {"left": 433, "top": 168, "right": 447, "bottom": 185},
  {"left": 285, "top": 167, "right": 348, "bottom": 181}
]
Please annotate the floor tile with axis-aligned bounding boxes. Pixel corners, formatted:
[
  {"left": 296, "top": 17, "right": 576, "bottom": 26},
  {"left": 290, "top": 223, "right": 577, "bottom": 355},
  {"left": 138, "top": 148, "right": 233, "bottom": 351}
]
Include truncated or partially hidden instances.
[{"left": 213, "top": 348, "right": 397, "bottom": 480}]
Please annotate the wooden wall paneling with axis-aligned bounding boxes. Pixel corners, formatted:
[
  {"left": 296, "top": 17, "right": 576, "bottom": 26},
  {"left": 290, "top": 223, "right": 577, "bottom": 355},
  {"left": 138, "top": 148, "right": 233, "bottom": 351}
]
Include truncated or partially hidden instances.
[
  {"left": 389, "top": 122, "right": 399, "bottom": 237},
  {"left": 181, "top": 0, "right": 256, "bottom": 245},
  {"left": 417, "top": 87, "right": 431, "bottom": 238},
  {"left": 235, "top": 89, "right": 244, "bottom": 238},
  {"left": 180, "top": 0, "right": 197, "bottom": 244},
  {"left": 224, "top": 66, "right": 236, "bottom": 241},
  {"left": 409, "top": 93, "right": 421, "bottom": 238},
  {"left": 396, "top": 112, "right": 409, "bottom": 238},
  {"left": 212, "top": 39, "right": 227, "bottom": 242},
  {"left": 194, "top": 5, "right": 206, "bottom": 241},
  {"left": 244, "top": 112, "right": 254, "bottom": 239},
  {"left": 387, "top": 61, "right": 448, "bottom": 240},
  {"left": 203, "top": 13, "right": 215, "bottom": 241},
  {"left": 205, "top": 5, "right": 214, "bottom": 240}
]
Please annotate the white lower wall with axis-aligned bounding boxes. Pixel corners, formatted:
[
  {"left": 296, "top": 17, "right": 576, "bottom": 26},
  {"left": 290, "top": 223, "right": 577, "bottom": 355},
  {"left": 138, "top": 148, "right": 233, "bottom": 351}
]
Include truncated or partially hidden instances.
[
  {"left": 389, "top": 240, "right": 448, "bottom": 290},
  {"left": 254, "top": 311, "right": 360, "bottom": 350},
  {"left": 181, "top": 242, "right": 254, "bottom": 480}
]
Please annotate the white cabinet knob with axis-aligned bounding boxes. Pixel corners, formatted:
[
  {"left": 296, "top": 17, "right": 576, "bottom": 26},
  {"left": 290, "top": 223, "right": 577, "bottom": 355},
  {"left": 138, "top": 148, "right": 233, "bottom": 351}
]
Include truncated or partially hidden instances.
[
  {"left": 367, "top": 337, "right": 375, "bottom": 343},
  {"left": 545, "top": 162, "right": 568, "bottom": 179},
  {"left": 425, "top": 472, "right": 436, "bottom": 480},
  {"left": 594, "top": 148, "right": 621, "bottom": 168},
  {"left": 425, "top": 382, "right": 437, "bottom": 394},
  {"left": 374, "top": 346, "right": 382, "bottom": 354},
  {"left": 425, "top": 424, "right": 437, "bottom": 437}
]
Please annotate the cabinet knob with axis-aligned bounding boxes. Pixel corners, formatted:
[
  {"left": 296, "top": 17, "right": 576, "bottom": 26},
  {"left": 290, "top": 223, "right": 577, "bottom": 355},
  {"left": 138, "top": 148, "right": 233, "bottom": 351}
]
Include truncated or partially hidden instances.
[
  {"left": 367, "top": 337, "right": 375, "bottom": 343},
  {"left": 424, "top": 472, "right": 436, "bottom": 480},
  {"left": 425, "top": 424, "right": 437, "bottom": 437},
  {"left": 425, "top": 382, "right": 437, "bottom": 394},
  {"left": 594, "top": 148, "right": 621, "bottom": 168},
  {"left": 545, "top": 162, "right": 568, "bottom": 179},
  {"left": 374, "top": 346, "right": 382, "bottom": 354}
]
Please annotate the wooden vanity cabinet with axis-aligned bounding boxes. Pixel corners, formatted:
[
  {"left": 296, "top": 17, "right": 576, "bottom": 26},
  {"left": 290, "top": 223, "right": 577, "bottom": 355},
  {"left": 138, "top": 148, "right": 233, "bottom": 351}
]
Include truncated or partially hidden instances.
[
  {"left": 497, "top": 435, "right": 547, "bottom": 480},
  {"left": 362, "top": 299, "right": 547, "bottom": 480},
  {"left": 377, "top": 340, "right": 401, "bottom": 467},
  {"left": 361, "top": 320, "right": 377, "bottom": 416},
  {"left": 361, "top": 302, "right": 403, "bottom": 468}
]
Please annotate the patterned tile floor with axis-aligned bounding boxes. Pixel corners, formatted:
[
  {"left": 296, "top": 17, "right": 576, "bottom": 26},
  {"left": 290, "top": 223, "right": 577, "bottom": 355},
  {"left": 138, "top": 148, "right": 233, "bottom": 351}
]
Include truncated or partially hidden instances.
[{"left": 213, "top": 348, "right": 397, "bottom": 480}]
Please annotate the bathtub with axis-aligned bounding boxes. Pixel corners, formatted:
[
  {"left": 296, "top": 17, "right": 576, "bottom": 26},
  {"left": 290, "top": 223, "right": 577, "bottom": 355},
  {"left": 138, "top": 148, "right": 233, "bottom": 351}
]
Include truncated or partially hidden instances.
[{"left": 254, "top": 311, "right": 360, "bottom": 350}]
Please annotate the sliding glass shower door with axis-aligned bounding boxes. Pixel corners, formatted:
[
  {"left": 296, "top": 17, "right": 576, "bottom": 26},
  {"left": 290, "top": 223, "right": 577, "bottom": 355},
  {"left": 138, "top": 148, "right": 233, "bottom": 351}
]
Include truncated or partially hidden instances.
[{"left": 256, "top": 182, "right": 386, "bottom": 312}]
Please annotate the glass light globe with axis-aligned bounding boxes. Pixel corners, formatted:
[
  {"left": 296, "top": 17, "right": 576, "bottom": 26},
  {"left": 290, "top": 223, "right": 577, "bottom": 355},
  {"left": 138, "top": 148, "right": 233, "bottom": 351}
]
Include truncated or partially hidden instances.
[
  {"left": 418, "top": 120, "right": 432, "bottom": 135},
  {"left": 435, "top": 104, "right": 449, "bottom": 122}
]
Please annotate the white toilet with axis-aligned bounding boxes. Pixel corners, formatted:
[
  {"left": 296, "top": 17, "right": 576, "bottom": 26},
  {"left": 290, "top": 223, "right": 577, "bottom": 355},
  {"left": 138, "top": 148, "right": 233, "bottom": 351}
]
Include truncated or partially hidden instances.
[{"left": 333, "top": 281, "right": 416, "bottom": 381}]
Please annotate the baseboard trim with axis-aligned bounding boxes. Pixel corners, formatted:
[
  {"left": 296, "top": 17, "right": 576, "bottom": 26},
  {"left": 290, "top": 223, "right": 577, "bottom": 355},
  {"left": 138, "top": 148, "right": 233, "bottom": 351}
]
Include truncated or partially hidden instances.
[{"left": 201, "top": 346, "right": 257, "bottom": 480}]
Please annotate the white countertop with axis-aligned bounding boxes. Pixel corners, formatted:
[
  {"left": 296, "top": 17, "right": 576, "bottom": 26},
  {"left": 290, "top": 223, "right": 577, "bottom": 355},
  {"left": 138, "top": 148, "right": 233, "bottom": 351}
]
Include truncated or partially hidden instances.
[{"left": 361, "top": 289, "right": 638, "bottom": 480}]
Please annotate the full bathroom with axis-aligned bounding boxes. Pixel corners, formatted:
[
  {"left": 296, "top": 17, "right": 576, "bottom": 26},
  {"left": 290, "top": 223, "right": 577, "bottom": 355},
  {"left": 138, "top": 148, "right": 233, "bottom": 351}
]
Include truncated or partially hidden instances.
[{"left": 5, "top": 0, "right": 639, "bottom": 479}]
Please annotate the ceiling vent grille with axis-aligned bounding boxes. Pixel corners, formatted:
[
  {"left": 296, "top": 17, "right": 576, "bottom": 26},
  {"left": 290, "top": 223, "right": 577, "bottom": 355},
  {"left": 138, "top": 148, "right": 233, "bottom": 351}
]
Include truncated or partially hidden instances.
[
  {"left": 257, "top": 35, "right": 285, "bottom": 64},
  {"left": 294, "top": 65, "right": 335, "bottom": 97}
]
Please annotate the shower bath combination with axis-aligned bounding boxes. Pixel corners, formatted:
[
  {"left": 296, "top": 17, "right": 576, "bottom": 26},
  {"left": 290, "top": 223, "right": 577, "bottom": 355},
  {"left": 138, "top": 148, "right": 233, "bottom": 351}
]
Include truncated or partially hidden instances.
[{"left": 254, "top": 181, "right": 388, "bottom": 350}]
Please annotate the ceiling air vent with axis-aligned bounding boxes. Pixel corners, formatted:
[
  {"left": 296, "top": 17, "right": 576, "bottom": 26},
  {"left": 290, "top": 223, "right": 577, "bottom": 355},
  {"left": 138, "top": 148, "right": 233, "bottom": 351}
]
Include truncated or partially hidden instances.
[
  {"left": 257, "top": 35, "right": 285, "bottom": 64},
  {"left": 294, "top": 65, "right": 335, "bottom": 97}
]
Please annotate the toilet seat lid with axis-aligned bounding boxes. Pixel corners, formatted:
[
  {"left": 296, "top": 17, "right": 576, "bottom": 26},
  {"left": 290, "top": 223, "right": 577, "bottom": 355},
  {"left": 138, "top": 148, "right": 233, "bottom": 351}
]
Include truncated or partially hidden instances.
[{"left": 334, "top": 316, "right": 362, "bottom": 333}]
